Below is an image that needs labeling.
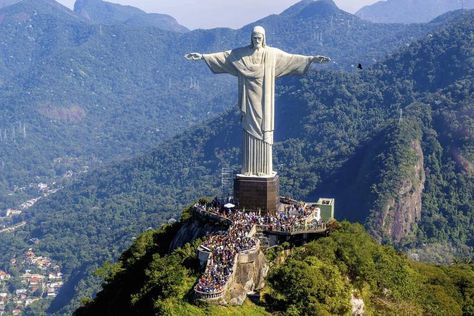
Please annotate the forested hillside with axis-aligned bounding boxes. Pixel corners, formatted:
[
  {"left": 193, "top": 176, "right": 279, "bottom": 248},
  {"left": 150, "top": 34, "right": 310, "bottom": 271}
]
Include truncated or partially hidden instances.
[
  {"left": 74, "top": 219, "right": 474, "bottom": 316},
  {"left": 0, "top": 0, "right": 449, "bottom": 209},
  {"left": 1, "top": 9, "right": 470, "bottom": 315}
]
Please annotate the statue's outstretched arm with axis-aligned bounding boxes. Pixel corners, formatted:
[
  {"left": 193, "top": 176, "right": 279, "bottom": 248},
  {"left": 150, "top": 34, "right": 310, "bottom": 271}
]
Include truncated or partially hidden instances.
[
  {"left": 185, "top": 53, "right": 203, "bottom": 61},
  {"left": 312, "top": 55, "right": 331, "bottom": 63}
]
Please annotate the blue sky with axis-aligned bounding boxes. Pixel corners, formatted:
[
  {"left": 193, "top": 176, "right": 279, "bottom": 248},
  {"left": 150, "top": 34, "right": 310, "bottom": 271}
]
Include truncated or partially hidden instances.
[{"left": 56, "top": 0, "right": 380, "bottom": 29}]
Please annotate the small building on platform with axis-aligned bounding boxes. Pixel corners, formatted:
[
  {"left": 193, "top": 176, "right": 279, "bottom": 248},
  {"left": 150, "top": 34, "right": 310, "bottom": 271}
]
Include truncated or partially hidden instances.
[{"left": 307, "top": 198, "right": 335, "bottom": 222}]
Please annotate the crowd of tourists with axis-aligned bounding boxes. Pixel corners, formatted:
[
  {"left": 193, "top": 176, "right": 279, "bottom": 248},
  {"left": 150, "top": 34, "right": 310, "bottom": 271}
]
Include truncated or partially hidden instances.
[
  {"left": 194, "top": 201, "right": 258, "bottom": 294},
  {"left": 259, "top": 204, "right": 324, "bottom": 233},
  {"left": 259, "top": 204, "right": 311, "bottom": 232},
  {"left": 195, "top": 232, "right": 236, "bottom": 294},
  {"left": 194, "top": 198, "right": 324, "bottom": 294}
]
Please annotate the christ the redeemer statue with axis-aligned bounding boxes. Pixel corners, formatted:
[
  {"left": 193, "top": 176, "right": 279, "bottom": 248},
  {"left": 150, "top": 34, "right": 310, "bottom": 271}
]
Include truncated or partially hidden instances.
[{"left": 186, "top": 26, "right": 330, "bottom": 177}]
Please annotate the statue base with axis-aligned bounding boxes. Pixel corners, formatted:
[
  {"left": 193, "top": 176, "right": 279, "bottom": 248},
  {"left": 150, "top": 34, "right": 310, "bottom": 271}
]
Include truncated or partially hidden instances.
[{"left": 234, "top": 173, "right": 279, "bottom": 213}]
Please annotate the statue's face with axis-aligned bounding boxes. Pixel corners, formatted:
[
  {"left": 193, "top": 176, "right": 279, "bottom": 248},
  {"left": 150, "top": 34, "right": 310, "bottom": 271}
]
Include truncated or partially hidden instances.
[{"left": 252, "top": 33, "right": 264, "bottom": 49}]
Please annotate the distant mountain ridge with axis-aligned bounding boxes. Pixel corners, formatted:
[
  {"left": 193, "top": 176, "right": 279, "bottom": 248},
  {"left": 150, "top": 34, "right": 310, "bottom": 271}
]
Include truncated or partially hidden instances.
[
  {"left": 356, "top": 0, "right": 474, "bottom": 23},
  {"left": 73, "top": 0, "right": 188, "bottom": 32},
  {"left": 0, "top": 0, "right": 79, "bottom": 19}
]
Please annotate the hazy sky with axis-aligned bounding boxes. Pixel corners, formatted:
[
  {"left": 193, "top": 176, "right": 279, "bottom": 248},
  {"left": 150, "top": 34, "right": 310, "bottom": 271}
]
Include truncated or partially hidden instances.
[{"left": 56, "top": 0, "right": 380, "bottom": 29}]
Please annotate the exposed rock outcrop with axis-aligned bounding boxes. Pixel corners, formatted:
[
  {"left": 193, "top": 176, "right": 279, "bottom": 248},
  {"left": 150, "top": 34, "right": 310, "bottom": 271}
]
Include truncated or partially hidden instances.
[
  {"left": 169, "top": 215, "right": 227, "bottom": 251},
  {"left": 351, "top": 291, "right": 365, "bottom": 316},
  {"left": 380, "top": 139, "right": 425, "bottom": 243},
  {"left": 228, "top": 249, "right": 268, "bottom": 305}
]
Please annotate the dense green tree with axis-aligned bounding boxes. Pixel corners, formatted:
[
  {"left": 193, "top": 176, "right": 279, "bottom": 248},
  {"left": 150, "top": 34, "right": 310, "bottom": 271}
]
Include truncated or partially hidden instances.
[{"left": 76, "top": 219, "right": 474, "bottom": 316}]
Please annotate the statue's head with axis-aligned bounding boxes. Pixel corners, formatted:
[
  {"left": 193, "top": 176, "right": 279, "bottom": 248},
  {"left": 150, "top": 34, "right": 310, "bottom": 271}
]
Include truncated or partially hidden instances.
[{"left": 251, "top": 26, "right": 266, "bottom": 49}]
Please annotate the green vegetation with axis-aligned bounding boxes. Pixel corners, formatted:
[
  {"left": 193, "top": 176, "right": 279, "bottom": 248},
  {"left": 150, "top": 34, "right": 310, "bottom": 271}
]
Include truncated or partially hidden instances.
[
  {"left": 75, "top": 219, "right": 474, "bottom": 316},
  {"left": 0, "top": 2, "right": 471, "bottom": 314},
  {"left": 265, "top": 222, "right": 474, "bottom": 315}
]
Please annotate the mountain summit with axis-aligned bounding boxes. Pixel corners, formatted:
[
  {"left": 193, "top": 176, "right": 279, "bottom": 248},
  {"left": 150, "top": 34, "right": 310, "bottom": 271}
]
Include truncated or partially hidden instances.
[
  {"left": 0, "top": 0, "right": 79, "bottom": 22},
  {"left": 73, "top": 0, "right": 188, "bottom": 32},
  {"left": 280, "top": 0, "right": 340, "bottom": 18}
]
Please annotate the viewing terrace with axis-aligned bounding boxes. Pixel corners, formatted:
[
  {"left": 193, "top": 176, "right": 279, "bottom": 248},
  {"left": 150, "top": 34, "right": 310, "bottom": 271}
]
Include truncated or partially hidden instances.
[{"left": 193, "top": 197, "right": 330, "bottom": 301}]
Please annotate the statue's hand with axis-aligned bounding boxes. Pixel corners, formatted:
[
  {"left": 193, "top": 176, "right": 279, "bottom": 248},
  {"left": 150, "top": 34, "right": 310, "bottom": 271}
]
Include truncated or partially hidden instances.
[
  {"left": 185, "top": 53, "right": 203, "bottom": 61},
  {"left": 312, "top": 55, "right": 331, "bottom": 63}
]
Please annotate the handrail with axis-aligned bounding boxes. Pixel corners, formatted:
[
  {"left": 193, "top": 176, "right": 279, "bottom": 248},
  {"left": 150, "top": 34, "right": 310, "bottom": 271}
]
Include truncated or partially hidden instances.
[
  {"left": 261, "top": 223, "right": 327, "bottom": 235},
  {"left": 195, "top": 254, "right": 239, "bottom": 299}
]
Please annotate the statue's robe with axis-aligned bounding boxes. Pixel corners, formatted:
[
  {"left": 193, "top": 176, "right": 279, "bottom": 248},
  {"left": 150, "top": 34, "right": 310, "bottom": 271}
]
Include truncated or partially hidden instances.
[{"left": 203, "top": 46, "right": 313, "bottom": 176}]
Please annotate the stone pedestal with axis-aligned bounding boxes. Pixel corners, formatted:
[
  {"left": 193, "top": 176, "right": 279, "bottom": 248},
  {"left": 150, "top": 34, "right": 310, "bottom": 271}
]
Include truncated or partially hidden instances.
[{"left": 234, "top": 174, "right": 279, "bottom": 213}]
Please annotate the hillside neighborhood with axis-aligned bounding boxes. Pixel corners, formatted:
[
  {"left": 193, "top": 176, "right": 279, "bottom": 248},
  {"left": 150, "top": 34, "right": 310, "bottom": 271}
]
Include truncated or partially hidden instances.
[{"left": 0, "top": 248, "right": 63, "bottom": 315}]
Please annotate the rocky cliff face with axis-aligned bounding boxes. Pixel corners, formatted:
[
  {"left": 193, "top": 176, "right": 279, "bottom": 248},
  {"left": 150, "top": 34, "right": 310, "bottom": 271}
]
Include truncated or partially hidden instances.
[
  {"left": 227, "top": 250, "right": 268, "bottom": 305},
  {"left": 379, "top": 140, "right": 425, "bottom": 243},
  {"left": 169, "top": 215, "right": 227, "bottom": 251}
]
